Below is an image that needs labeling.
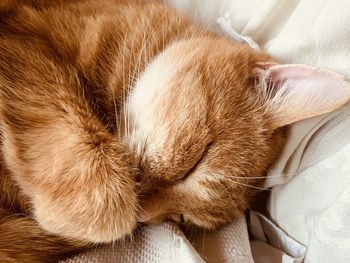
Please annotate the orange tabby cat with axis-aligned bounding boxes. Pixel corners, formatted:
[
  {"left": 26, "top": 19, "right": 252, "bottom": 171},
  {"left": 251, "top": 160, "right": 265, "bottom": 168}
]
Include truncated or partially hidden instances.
[{"left": 0, "top": 0, "right": 349, "bottom": 262}]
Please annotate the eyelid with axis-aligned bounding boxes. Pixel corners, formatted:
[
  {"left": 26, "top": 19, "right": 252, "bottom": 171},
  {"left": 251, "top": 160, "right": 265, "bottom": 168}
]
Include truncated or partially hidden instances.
[{"left": 177, "top": 142, "right": 213, "bottom": 182}]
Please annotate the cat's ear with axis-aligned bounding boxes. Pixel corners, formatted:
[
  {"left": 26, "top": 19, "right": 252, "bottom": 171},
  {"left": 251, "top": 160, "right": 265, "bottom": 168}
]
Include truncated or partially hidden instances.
[{"left": 257, "top": 63, "right": 350, "bottom": 128}]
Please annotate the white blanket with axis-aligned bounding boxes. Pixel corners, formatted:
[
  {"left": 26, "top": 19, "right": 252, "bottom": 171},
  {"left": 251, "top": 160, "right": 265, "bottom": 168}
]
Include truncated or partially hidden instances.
[{"left": 64, "top": 0, "right": 350, "bottom": 262}]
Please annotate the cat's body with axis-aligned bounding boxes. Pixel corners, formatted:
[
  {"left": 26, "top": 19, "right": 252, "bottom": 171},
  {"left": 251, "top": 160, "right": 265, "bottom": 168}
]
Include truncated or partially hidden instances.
[{"left": 1, "top": 0, "right": 350, "bottom": 262}]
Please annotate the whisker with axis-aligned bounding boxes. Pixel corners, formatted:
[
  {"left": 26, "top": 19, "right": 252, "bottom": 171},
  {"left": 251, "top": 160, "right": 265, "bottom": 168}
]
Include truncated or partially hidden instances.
[
  {"left": 226, "top": 180, "right": 274, "bottom": 192},
  {"left": 230, "top": 174, "right": 289, "bottom": 180}
]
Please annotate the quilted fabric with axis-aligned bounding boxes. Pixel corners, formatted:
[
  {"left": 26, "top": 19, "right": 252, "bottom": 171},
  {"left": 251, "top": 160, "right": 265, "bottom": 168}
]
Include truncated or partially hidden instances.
[{"left": 62, "top": 218, "right": 253, "bottom": 263}]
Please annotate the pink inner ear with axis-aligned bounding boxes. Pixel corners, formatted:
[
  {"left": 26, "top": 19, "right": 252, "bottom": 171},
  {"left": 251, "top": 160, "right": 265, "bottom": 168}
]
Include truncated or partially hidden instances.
[
  {"left": 266, "top": 64, "right": 346, "bottom": 83},
  {"left": 256, "top": 63, "right": 350, "bottom": 127},
  {"left": 257, "top": 63, "right": 347, "bottom": 83}
]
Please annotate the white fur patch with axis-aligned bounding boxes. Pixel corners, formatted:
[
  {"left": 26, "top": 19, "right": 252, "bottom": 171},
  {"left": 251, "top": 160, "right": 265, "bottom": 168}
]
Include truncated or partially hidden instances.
[
  {"left": 125, "top": 56, "right": 175, "bottom": 153},
  {"left": 124, "top": 42, "right": 193, "bottom": 155}
]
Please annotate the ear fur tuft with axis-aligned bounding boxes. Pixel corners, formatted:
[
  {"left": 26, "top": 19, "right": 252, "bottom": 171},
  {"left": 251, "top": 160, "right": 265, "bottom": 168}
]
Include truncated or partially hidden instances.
[{"left": 257, "top": 63, "right": 350, "bottom": 127}]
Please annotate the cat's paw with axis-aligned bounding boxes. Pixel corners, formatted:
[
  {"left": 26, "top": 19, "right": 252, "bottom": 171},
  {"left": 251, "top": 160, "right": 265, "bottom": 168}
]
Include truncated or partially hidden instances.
[
  {"left": 31, "top": 142, "right": 138, "bottom": 243},
  {"left": 33, "top": 177, "right": 137, "bottom": 243}
]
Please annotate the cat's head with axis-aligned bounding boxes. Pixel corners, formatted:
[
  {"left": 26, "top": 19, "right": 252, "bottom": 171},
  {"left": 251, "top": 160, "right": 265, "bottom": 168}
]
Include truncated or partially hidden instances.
[{"left": 123, "top": 37, "right": 350, "bottom": 229}]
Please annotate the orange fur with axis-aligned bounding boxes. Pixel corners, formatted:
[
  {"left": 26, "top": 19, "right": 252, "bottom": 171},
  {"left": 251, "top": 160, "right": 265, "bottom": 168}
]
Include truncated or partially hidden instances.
[{"left": 0, "top": 0, "right": 348, "bottom": 262}]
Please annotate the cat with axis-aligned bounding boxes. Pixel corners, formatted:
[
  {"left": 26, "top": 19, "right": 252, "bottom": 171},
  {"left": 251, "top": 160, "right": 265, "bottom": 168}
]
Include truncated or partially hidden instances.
[{"left": 0, "top": 0, "right": 350, "bottom": 262}]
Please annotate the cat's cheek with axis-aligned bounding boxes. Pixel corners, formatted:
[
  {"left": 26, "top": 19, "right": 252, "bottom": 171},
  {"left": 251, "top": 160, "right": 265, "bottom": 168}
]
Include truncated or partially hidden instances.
[{"left": 32, "top": 188, "right": 138, "bottom": 243}]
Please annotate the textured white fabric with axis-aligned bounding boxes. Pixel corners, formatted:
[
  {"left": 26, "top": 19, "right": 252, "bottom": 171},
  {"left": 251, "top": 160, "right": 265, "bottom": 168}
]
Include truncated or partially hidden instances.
[
  {"left": 64, "top": 222, "right": 204, "bottom": 263},
  {"left": 185, "top": 216, "right": 254, "bottom": 263},
  {"left": 63, "top": 218, "right": 253, "bottom": 263},
  {"left": 62, "top": 0, "right": 350, "bottom": 262},
  {"left": 249, "top": 211, "right": 306, "bottom": 263},
  {"left": 267, "top": 103, "right": 350, "bottom": 263}
]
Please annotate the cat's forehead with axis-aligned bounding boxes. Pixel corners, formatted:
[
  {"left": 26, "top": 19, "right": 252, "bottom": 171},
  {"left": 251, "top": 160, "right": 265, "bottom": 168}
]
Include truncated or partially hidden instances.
[
  {"left": 124, "top": 40, "right": 208, "bottom": 153},
  {"left": 124, "top": 38, "right": 254, "bottom": 140}
]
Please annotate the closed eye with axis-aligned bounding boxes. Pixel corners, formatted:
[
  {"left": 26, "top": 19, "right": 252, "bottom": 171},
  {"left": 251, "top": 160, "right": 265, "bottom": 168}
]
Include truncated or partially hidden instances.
[{"left": 176, "top": 142, "right": 213, "bottom": 182}]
